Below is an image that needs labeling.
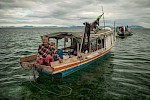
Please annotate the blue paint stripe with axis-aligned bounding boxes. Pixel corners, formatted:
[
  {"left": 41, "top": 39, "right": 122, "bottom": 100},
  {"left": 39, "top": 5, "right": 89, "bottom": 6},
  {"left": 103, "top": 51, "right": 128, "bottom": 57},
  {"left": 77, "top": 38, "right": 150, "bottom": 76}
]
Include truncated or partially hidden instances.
[{"left": 55, "top": 51, "right": 110, "bottom": 77}]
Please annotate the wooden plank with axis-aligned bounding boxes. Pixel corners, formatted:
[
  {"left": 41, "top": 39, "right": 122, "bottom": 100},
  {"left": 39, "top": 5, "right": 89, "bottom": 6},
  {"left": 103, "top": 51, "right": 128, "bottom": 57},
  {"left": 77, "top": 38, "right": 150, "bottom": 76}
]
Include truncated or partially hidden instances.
[
  {"left": 51, "top": 56, "right": 78, "bottom": 68},
  {"left": 20, "top": 54, "right": 37, "bottom": 62}
]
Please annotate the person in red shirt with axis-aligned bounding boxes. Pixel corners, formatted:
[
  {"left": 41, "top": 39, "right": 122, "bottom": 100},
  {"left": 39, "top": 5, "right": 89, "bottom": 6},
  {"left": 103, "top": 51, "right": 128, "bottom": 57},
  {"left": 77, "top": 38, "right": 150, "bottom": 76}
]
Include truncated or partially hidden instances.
[{"left": 37, "top": 36, "right": 62, "bottom": 66}]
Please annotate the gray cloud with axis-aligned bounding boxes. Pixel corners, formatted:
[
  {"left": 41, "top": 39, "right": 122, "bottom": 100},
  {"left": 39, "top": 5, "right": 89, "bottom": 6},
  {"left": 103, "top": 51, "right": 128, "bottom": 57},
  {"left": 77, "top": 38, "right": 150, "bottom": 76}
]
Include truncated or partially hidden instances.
[
  {"left": 0, "top": 0, "right": 31, "bottom": 9},
  {"left": 0, "top": 0, "right": 150, "bottom": 28},
  {"left": 132, "top": 0, "right": 150, "bottom": 8}
]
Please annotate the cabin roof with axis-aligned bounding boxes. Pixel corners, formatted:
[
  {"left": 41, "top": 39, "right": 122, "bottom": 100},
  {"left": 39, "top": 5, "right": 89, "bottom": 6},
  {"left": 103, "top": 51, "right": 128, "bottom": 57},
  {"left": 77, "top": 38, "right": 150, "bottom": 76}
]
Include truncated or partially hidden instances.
[{"left": 44, "top": 29, "right": 112, "bottom": 43}]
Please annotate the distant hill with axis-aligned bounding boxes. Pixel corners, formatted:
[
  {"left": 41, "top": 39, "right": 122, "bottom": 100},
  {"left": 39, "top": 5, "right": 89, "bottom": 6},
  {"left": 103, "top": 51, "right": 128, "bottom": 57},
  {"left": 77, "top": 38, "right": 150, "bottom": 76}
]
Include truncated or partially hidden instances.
[
  {"left": 68, "top": 26, "right": 84, "bottom": 28},
  {"left": 66, "top": 25, "right": 145, "bottom": 29},
  {"left": 23, "top": 26, "right": 34, "bottom": 28},
  {"left": 128, "top": 25, "right": 144, "bottom": 29},
  {"left": 0, "top": 25, "right": 144, "bottom": 29}
]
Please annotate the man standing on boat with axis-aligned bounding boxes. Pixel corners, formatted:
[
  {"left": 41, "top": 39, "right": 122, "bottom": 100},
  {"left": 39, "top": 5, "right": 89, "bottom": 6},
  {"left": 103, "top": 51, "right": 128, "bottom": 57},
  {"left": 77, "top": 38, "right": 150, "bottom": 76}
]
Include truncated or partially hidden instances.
[
  {"left": 91, "top": 13, "right": 104, "bottom": 33},
  {"left": 83, "top": 22, "right": 91, "bottom": 52},
  {"left": 125, "top": 25, "right": 129, "bottom": 32}
]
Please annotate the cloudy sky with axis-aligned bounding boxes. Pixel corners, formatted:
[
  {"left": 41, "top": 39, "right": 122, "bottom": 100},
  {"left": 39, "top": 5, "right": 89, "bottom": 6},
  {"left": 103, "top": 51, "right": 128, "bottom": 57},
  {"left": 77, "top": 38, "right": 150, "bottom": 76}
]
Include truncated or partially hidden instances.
[{"left": 0, "top": 0, "right": 150, "bottom": 28}]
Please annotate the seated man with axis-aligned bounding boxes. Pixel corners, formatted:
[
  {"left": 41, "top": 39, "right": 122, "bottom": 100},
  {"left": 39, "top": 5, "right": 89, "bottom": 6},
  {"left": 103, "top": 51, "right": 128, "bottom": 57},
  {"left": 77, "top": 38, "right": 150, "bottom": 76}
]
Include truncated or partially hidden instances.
[{"left": 36, "top": 36, "right": 62, "bottom": 66}]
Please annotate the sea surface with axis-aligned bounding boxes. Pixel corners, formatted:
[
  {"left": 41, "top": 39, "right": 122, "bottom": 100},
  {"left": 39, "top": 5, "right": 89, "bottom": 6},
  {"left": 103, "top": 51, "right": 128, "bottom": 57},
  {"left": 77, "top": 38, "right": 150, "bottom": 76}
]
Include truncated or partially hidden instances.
[{"left": 0, "top": 28, "right": 150, "bottom": 100}]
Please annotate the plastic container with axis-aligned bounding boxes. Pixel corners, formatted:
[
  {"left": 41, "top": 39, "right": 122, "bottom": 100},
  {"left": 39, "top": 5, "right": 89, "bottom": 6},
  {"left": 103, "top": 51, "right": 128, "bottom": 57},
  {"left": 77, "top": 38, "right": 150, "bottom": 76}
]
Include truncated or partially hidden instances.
[{"left": 57, "top": 49, "right": 63, "bottom": 59}]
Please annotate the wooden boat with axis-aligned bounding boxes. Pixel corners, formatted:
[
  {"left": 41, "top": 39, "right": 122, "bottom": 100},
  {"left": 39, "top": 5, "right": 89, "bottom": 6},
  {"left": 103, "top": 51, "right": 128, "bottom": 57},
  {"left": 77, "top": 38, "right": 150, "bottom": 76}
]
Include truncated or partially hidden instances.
[
  {"left": 20, "top": 21, "right": 115, "bottom": 77},
  {"left": 20, "top": 28, "right": 115, "bottom": 77},
  {"left": 116, "top": 26, "right": 133, "bottom": 37}
]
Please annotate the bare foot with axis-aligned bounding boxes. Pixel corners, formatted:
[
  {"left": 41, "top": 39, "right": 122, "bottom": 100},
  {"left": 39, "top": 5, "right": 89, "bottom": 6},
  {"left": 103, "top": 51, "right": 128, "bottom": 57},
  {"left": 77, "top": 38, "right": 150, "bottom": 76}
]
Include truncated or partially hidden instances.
[{"left": 59, "top": 59, "right": 63, "bottom": 63}]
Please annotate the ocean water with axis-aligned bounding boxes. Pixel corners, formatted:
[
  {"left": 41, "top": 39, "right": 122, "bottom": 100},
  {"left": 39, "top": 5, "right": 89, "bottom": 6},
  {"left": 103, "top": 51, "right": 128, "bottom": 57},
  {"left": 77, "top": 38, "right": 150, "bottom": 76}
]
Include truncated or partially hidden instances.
[{"left": 0, "top": 28, "right": 150, "bottom": 100}]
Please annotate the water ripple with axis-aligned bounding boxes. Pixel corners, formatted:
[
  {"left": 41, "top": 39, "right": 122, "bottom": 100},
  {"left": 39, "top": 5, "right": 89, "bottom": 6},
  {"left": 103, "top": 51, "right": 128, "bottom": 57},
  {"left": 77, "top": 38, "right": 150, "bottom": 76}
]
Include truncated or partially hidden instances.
[{"left": 0, "top": 28, "right": 150, "bottom": 99}]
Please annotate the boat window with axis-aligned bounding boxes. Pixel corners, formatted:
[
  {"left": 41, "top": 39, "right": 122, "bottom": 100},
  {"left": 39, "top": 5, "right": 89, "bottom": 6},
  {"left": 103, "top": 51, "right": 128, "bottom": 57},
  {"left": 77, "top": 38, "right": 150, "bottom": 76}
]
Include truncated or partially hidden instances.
[
  {"left": 98, "top": 39, "right": 101, "bottom": 44},
  {"left": 57, "top": 38, "right": 64, "bottom": 49},
  {"left": 97, "top": 39, "right": 102, "bottom": 49},
  {"left": 91, "top": 40, "right": 96, "bottom": 45},
  {"left": 91, "top": 40, "right": 97, "bottom": 51}
]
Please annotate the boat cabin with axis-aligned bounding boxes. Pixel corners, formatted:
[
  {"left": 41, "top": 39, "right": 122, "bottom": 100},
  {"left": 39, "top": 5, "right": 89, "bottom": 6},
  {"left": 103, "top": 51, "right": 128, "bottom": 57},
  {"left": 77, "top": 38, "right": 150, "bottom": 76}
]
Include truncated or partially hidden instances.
[{"left": 44, "top": 30, "right": 113, "bottom": 59}]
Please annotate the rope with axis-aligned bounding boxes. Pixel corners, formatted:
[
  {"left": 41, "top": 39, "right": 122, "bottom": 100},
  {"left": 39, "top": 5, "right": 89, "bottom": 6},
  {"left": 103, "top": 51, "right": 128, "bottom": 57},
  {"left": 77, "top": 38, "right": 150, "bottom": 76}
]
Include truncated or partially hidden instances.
[
  {"left": 29, "top": 80, "right": 72, "bottom": 97},
  {"left": 28, "top": 67, "right": 72, "bottom": 97}
]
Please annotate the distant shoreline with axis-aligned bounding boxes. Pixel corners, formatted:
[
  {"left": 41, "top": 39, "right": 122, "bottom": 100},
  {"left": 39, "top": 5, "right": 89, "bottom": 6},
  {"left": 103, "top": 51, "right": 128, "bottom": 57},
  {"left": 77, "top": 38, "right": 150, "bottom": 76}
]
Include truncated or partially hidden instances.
[{"left": 0, "top": 25, "right": 145, "bottom": 29}]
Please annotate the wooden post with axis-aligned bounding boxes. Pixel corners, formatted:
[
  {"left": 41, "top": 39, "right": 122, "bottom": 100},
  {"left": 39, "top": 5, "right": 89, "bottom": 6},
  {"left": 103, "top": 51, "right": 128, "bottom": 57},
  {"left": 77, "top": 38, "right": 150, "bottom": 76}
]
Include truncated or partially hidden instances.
[
  {"left": 100, "top": 38, "right": 102, "bottom": 49},
  {"left": 89, "top": 42, "right": 92, "bottom": 52},
  {"left": 114, "top": 21, "right": 116, "bottom": 41},
  {"left": 110, "top": 34, "right": 112, "bottom": 46},
  {"left": 64, "top": 38, "right": 66, "bottom": 49},
  {"left": 56, "top": 38, "right": 58, "bottom": 49},
  {"left": 77, "top": 43, "right": 79, "bottom": 56},
  {"left": 105, "top": 35, "right": 106, "bottom": 50},
  {"left": 96, "top": 39, "right": 98, "bottom": 50},
  {"left": 71, "top": 38, "right": 73, "bottom": 47}
]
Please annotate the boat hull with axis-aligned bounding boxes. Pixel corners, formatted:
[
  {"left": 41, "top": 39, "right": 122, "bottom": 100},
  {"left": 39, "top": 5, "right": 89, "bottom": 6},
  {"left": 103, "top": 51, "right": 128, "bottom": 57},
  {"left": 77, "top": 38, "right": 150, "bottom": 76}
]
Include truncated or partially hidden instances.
[
  {"left": 55, "top": 51, "right": 110, "bottom": 77},
  {"left": 117, "top": 31, "right": 133, "bottom": 37},
  {"left": 37, "top": 48, "right": 112, "bottom": 77}
]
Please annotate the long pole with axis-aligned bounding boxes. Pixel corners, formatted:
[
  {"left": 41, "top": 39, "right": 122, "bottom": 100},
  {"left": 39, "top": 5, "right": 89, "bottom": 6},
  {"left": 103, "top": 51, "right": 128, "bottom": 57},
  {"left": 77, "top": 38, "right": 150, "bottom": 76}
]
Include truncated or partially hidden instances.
[
  {"left": 102, "top": 6, "right": 105, "bottom": 30},
  {"left": 114, "top": 21, "right": 116, "bottom": 35}
]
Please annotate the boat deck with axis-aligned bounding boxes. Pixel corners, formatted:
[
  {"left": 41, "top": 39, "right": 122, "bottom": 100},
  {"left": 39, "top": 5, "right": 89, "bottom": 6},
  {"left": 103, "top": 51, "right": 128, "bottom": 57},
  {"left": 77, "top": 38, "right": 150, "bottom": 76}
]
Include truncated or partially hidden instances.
[{"left": 51, "top": 48, "right": 104, "bottom": 68}]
